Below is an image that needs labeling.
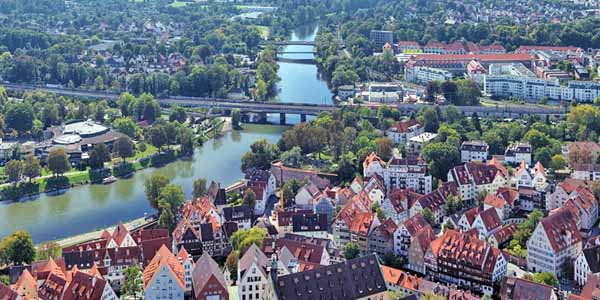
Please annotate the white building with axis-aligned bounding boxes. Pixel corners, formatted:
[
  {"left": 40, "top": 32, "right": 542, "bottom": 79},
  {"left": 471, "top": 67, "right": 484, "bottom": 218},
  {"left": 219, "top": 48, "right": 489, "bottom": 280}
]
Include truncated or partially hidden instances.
[
  {"left": 363, "top": 153, "right": 433, "bottom": 195},
  {"left": 386, "top": 120, "right": 423, "bottom": 145},
  {"left": 238, "top": 244, "right": 270, "bottom": 300},
  {"left": 367, "top": 82, "right": 404, "bottom": 103},
  {"left": 447, "top": 161, "right": 508, "bottom": 202},
  {"left": 408, "top": 132, "right": 437, "bottom": 155},
  {"left": 460, "top": 140, "right": 489, "bottom": 162},
  {"left": 143, "top": 246, "right": 185, "bottom": 300},
  {"left": 504, "top": 142, "right": 532, "bottom": 165},
  {"left": 527, "top": 209, "right": 582, "bottom": 276},
  {"left": 575, "top": 245, "right": 600, "bottom": 287},
  {"left": 405, "top": 65, "right": 453, "bottom": 84}
]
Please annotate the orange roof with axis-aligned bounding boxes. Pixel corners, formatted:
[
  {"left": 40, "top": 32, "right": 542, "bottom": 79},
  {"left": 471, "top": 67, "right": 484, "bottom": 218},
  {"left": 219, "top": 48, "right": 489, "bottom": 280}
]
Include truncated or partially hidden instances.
[
  {"left": 487, "top": 157, "right": 508, "bottom": 178},
  {"left": 350, "top": 212, "right": 376, "bottom": 235},
  {"left": 143, "top": 245, "right": 185, "bottom": 291},
  {"left": 363, "top": 152, "right": 385, "bottom": 170},
  {"left": 484, "top": 194, "right": 506, "bottom": 209},
  {"left": 380, "top": 265, "right": 421, "bottom": 291},
  {"left": 14, "top": 269, "right": 36, "bottom": 291},
  {"left": 413, "top": 53, "right": 532, "bottom": 62}
]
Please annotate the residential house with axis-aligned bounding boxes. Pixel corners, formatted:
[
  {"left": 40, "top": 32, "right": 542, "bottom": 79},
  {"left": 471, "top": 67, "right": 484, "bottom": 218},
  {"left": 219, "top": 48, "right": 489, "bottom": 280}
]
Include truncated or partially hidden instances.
[
  {"left": 500, "top": 277, "right": 557, "bottom": 300},
  {"left": 238, "top": 244, "right": 269, "bottom": 300},
  {"left": 527, "top": 208, "right": 582, "bottom": 276},
  {"left": 62, "top": 270, "right": 118, "bottom": 300},
  {"left": 294, "top": 182, "right": 321, "bottom": 209},
  {"left": 363, "top": 153, "right": 433, "bottom": 195},
  {"left": 245, "top": 168, "right": 277, "bottom": 215},
  {"left": 12, "top": 269, "right": 36, "bottom": 300},
  {"left": 547, "top": 179, "right": 589, "bottom": 211},
  {"left": 176, "top": 247, "right": 194, "bottom": 293},
  {"left": 448, "top": 161, "right": 507, "bottom": 203},
  {"left": 0, "top": 282, "right": 18, "bottom": 300},
  {"left": 410, "top": 182, "right": 460, "bottom": 224},
  {"left": 223, "top": 205, "right": 253, "bottom": 230},
  {"left": 575, "top": 245, "right": 600, "bottom": 287},
  {"left": 407, "top": 226, "right": 435, "bottom": 274},
  {"left": 381, "top": 265, "right": 421, "bottom": 296},
  {"left": 269, "top": 255, "right": 388, "bottom": 300},
  {"left": 291, "top": 212, "right": 329, "bottom": 238},
  {"left": 457, "top": 207, "right": 482, "bottom": 232},
  {"left": 368, "top": 218, "right": 399, "bottom": 256},
  {"left": 382, "top": 188, "right": 422, "bottom": 225},
  {"left": 460, "top": 140, "right": 489, "bottom": 162},
  {"left": 333, "top": 192, "right": 371, "bottom": 249},
  {"left": 179, "top": 197, "right": 229, "bottom": 257},
  {"left": 394, "top": 214, "right": 431, "bottom": 257},
  {"left": 563, "top": 187, "right": 598, "bottom": 235},
  {"left": 192, "top": 252, "right": 229, "bottom": 300},
  {"left": 425, "top": 229, "right": 507, "bottom": 295},
  {"left": 143, "top": 245, "right": 185, "bottom": 300},
  {"left": 313, "top": 195, "right": 335, "bottom": 225},
  {"left": 386, "top": 120, "right": 423, "bottom": 145},
  {"left": 504, "top": 142, "right": 533, "bottom": 165},
  {"left": 38, "top": 268, "right": 68, "bottom": 300},
  {"left": 518, "top": 186, "right": 545, "bottom": 211},
  {"left": 489, "top": 224, "right": 518, "bottom": 248},
  {"left": 471, "top": 207, "right": 503, "bottom": 240},
  {"left": 513, "top": 161, "right": 548, "bottom": 190}
]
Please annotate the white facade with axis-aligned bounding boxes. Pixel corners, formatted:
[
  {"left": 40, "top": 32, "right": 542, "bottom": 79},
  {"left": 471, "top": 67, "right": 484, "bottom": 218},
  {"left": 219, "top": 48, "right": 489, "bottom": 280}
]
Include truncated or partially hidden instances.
[
  {"left": 405, "top": 65, "right": 453, "bottom": 84},
  {"left": 238, "top": 261, "right": 268, "bottom": 300},
  {"left": 527, "top": 222, "right": 582, "bottom": 276},
  {"left": 575, "top": 251, "right": 595, "bottom": 287},
  {"left": 144, "top": 264, "right": 185, "bottom": 300}
]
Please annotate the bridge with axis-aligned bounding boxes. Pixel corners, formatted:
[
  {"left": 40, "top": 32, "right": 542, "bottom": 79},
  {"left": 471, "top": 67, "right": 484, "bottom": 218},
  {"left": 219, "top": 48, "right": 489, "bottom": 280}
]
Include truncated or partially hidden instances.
[
  {"left": 3, "top": 84, "right": 569, "bottom": 124},
  {"left": 260, "top": 40, "right": 316, "bottom": 46}
]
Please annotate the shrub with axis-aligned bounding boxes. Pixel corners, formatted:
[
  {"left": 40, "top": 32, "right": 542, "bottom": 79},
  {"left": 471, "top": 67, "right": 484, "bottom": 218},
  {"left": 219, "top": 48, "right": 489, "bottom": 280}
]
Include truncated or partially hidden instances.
[
  {"left": 113, "top": 163, "right": 135, "bottom": 177},
  {"left": 89, "top": 168, "right": 111, "bottom": 183}
]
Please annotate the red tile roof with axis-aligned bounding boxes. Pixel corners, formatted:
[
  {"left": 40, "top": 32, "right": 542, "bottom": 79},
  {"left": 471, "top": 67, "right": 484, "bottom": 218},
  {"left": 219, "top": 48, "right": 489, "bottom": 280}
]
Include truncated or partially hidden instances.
[
  {"left": 540, "top": 208, "right": 582, "bottom": 252},
  {"left": 0, "top": 282, "right": 18, "bottom": 300},
  {"left": 388, "top": 120, "right": 420, "bottom": 134},
  {"left": 478, "top": 208, "right": 502, "bottom": 232},
  {"left": 350, "top": 212, "right": 376, "bottom": 236},
  {"left": 62, "top": 271, "right": 110, "bottom": 300}
]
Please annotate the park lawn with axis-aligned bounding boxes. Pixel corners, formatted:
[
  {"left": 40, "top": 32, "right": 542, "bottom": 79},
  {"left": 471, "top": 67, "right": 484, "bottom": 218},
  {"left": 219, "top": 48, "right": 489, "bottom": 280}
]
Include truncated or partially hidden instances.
[
  {"left": 66, "top": 172, "right": 90, "bottom": 185},
  {"left": 133, "top": 143, "right": 158, "bottom": 161}
]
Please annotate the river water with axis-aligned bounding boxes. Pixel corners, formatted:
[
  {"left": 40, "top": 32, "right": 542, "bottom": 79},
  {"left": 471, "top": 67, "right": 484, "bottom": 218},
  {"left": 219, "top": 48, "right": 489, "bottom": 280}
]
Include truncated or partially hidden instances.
[{"left": 0, "top": 25, "right": 333, "bottom": 243}]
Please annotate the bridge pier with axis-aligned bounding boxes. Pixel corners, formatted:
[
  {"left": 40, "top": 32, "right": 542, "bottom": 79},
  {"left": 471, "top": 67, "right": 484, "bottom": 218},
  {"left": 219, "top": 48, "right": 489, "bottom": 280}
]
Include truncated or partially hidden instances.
[
  {"left": 300, "top": 114, "right": 307, "bottom": 123},
  {"left": 279, "top": 113, "right": 286, "bottom": 125}
]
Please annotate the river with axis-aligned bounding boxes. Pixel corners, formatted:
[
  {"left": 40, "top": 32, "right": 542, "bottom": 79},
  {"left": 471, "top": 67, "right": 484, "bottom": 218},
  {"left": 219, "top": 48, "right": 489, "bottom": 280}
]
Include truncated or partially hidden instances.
[{"left": 0, "top": 24, "right": 333, "bottom": 243}]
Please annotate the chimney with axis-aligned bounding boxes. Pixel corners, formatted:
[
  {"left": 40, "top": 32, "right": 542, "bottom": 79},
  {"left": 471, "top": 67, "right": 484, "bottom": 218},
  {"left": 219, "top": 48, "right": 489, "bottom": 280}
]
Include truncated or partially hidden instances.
[{"left": 92, "top": 276, "right": 97, "bottom": 287}]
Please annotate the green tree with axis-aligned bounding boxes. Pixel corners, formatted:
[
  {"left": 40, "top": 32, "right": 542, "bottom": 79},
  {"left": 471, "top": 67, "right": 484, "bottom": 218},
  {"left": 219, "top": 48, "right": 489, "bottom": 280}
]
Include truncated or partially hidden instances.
[
  {"left": 422, "top": 142, "right": 460, "bottom": 180},
  {"left": 158, "top": 199, "right": 176, "bottom": 232},
  {"left": 192, "top": 178, "right": 207, "bottom": 199},
  {"left": 375, "top": 137, "right": 393, "bottom": 161},
  {"left": 113, "top": 136, "right": 135, "bottom": 162},
  {"left": 422, "top": 208, "right": 436, "bottom": 226},
  {"left": 226, "top": 251, "right": 239, "bottom": 282},
  {"left": 241, "top": 139, "right": 280, "bottom": 172},
  {"left": 47, "top": 148, "right": 70, "bottom": 176},
  {"left": 5, "top": 159, "right": 22, "bottom": 184},
  {"left": 243, "top": 188, "right": 256, "bottom": 208},
  {"left": 144, "top": 174, "right": 170, "bottom": 209},
  {"left": 147, "top": 126, "right": 167, "bottom": 152},
  {"left": 177, "top": 127, "right": 194, "bottom": 156},
  {"left": 0, "top": 230, "right": 35, "bottom": 265},
  {"left": 230, "top": 108, "right": 242, "bottom": 129},
  {"left": 23, "top": 155, "right": 41, "bottom": 182},
  {"left": 343, "top": 242, "right": 360, "bottom": 259},
  {"left": 159, "top": 184, "right": 185, "bottom": 214},
  {"left": 113, "top": 117, "right": 139, "bottom": 138},
  {"left": 229, "top": 228, "right": 267, "bottom": 251},
  {"left": 88, "top": 143, "right": 111, "bottom": 169},
  {"left": 281, "top": 146, "right": 302, "bottom": 167},
  {"left": 532, "top": 272, "right": 559, "bottom": 287},
  {"left": 169, "top": 105, "right": 187, "bottom": 123},
  {"left": 122, "top": 265, "right": 142, "bottom": 300},
  {"left": 5, "top": 102, "right": 34, "bottom": 134},
  {"left": 36, "top": 241, "right": 61, "bottom": 261}
]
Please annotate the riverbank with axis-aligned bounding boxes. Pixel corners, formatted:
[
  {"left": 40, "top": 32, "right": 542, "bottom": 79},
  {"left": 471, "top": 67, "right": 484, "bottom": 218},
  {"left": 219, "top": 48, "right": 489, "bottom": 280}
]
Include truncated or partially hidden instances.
[{"left": 51, "top": 216, "right": 149, "bottom": 248}]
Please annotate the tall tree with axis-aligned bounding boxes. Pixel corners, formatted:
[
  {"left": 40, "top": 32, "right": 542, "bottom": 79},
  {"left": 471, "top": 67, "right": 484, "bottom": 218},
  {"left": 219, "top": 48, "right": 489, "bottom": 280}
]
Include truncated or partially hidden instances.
[
  {"left": 113, "top": 136, "right": 135, "bottom": 162},
  {"left": 144, "top": 174, "right": 170, "bottom": 209},
  {"left": 5, "top": 159, "right": 23, "bottom": 184},
  {"left": 122, "top": 265, "right": 142, "bottom": 300},
  {"left": 88, "top": 143, "right": 110, "bottom": 169},
  {"left": 47, "top": 148, "right": 70, "bottom": 177},
  {"left": 0, "top": 230, "right": 35, "bottom": 265},
  {"left": 192, "top": 178, "right": 207, "bottom": 199},
  {"left": 23, "top": 155, "right": 41, "bottom": 182},
  {"left": 243, "top": 188, "right": 256, "bottom": 208}
]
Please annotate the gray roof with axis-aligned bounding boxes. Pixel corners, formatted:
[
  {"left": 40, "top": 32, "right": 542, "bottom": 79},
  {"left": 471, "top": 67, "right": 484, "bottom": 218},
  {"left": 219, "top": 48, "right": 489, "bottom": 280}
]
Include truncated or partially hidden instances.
[{"left": 274, "top": 255, "right": 387, "bottom": 300}]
